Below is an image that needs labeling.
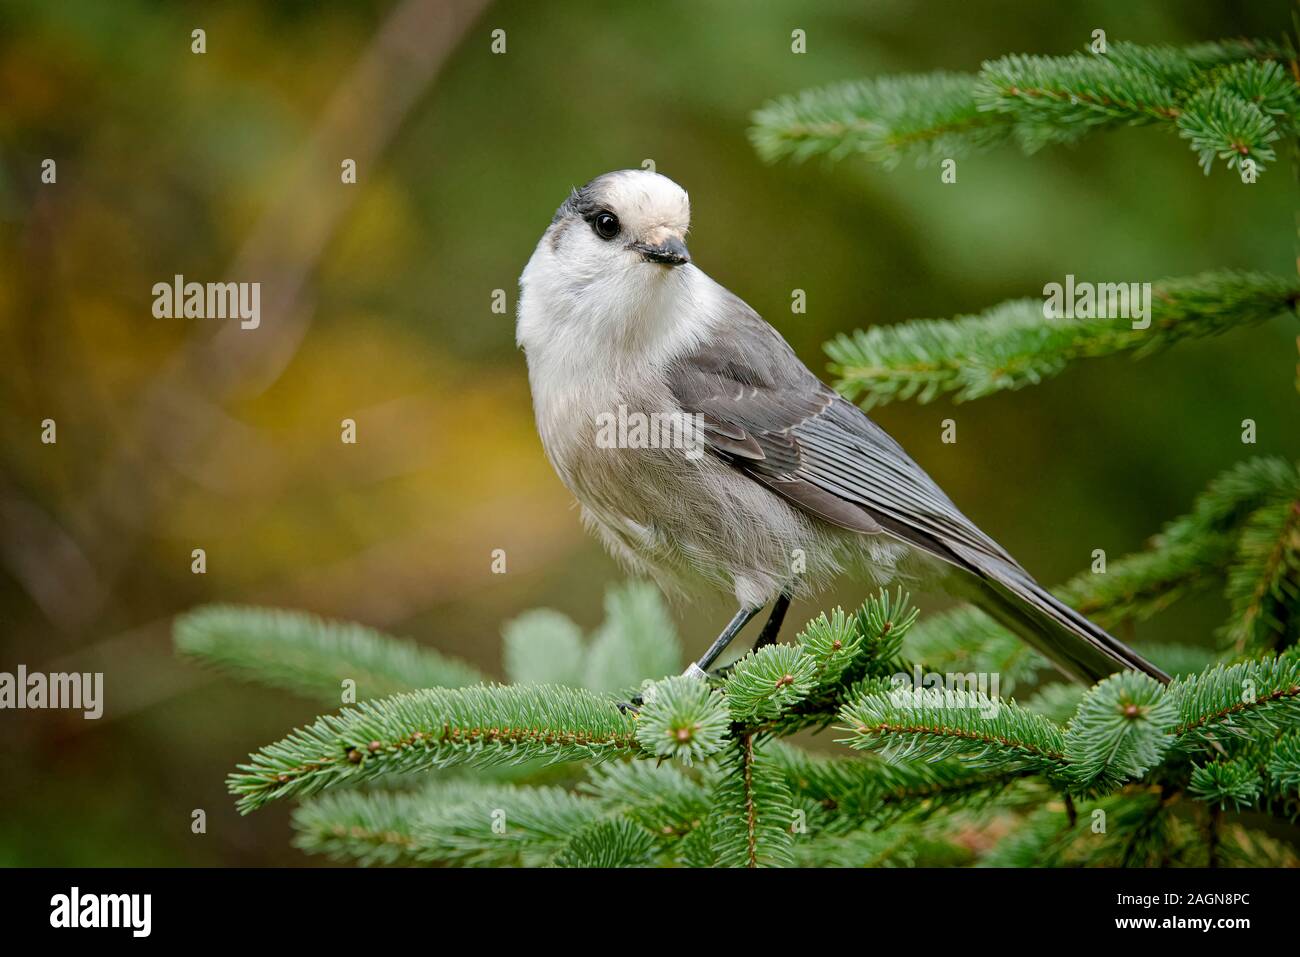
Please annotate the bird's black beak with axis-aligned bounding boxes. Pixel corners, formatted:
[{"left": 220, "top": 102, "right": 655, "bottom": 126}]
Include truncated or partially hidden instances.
[{"left": 633, "top": 236, "right": 690, "bottom": 267}]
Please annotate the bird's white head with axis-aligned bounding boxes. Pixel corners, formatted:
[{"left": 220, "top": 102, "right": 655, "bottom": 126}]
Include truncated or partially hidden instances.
[{"left": 517, "top": 170, "right": 704, "bottom": 371}]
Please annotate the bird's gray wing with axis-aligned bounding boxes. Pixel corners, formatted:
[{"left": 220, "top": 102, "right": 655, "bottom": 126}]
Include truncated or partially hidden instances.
[
  {"left": 666, "top": 294, "right": 1020, "bottom": 573},
  {"left": 666, "top": 293, "right": 1169, "bottom": 683}
]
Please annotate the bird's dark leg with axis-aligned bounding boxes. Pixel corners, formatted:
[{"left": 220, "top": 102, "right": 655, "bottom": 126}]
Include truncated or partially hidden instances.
[
  {"left": 706, "top": 593, "right": 792, "bottom": 680},
  {"left": 683, "top": 605, "right": 761, "bottom": 678},
  {"left": 619, "top": 605, "right": 763, "bottom": 713},
  {"left": 619, "top": 603, "right": 771, "bottom": 713},
  {"left": 750, "top": 592, "right": 791, "bottom": 652}
]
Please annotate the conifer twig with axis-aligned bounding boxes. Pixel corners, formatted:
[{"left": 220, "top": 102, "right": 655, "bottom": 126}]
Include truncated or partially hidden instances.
[
  {"left": 827, "top": 272, "right": 1300, "bottom": 408},
  {"left": 752, "top": 39, "right": 1298, "bottom": 177},
  {"left": 176, "top": 604, "right": 485, "bottom": 704},
  {"left": 228, "top": 684, "right": 641, "bottom": 813}
]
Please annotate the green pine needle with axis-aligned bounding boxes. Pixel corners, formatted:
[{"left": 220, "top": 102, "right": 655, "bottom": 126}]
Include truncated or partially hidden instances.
[
  {"left": 1178, "top": 85, "right": 1281, "bottom": 173},
  {"left": 753, "top": 38, "right": 1296, "bottom": 178},
  {"left": 290, "top": 785, "right": 435, "bottom": 867},
  {"left": 579, "top": 760, "right": 713, "bottom": 840},
  {"left": 750, "top": 71, "right": 1012, "bottom": 169},
  {"left": 709, "top": 736, "right": 796, "bottom": 867},
  {"left": 723, "top": 644, "right": 818, "bottom": 721},
  {"left": 1063, "top": 672, "right": 1178, "bottom": 790},
  {"left": 291, "top": 779, "right": 600, "bottom": 867},
  {"left": 1221, "top": 499, "right": 1300, "bottom": 653},
  {"left": 228, "top": 683, "right": 640, "bottom": 813},
  {"left": 408, "top": 783, "right": 597, "bottom": 866},
  {"left": 634, "top": 675, "right": 730, "bottom": 764},
  {"left": 1170, "top": 655, "right": 1300, "bottom": 754},
  {"left": 175, "top": 604, "right": 485, "bottom": 704},
  {"left": 796, "top": 606, "right": 864, "bottom": 689},
  {"left": 828, "top": 272, "right": 1299, "bottom": 409},
  {"left": 1189, "top": 758, "right": 1263, "bottom": 810},
  {"left": 773, "top": 743, "right": 1029, "bottom": 828},
  {"left": 1266, "top": 730, "right": 1300, "bottom": 794},
  {"left": 854, "top": 586, "right": 920, "bottom": 659},
  {"left": 554, "top": 818, "right": 657, "bottom": 867},
  {"left": 838, "top": 678, "right": 1069, "bottom": 780}
]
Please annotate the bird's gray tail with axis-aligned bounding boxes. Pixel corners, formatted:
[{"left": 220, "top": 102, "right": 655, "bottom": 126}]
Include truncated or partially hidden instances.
[{"left": 946, "top": 558, "right": 1170, "bottom": 685}]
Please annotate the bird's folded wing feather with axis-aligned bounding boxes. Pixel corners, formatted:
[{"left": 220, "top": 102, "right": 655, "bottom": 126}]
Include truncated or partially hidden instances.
[{"left": 666, "top": 296, "right": 1021, "bottom": 574}]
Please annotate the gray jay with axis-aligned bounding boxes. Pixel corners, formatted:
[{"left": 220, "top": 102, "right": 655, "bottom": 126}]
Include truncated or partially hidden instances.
[{"left": 517, "top": 169, "right": 1168, "bottom": 685}]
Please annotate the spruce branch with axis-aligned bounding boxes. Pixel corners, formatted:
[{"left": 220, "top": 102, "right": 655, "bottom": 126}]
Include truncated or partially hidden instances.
[
  {"left": 1189, "top": 757, "right": 1264, "bottom": 811},
  {"left": 852, "top": 585, "right": 920, "bottom": 660},
  {"left": 1221, "top": 499, "right": 1300, "bottom": 653},
  {"left": 976, "top": 41, "right": 1296, "bottom": 170},
  {"left": 794, "top": 822, "right": 972, "bottom": 867},
  {"left": 795, "top": 606, "right": 864, "bottom": 690},
  {"left": 1266, "top": 729, "right": 1300, "bottom": 794},
  {"left": 1175, "top": 56, "right": 1300, "bottom": 172},
  {"left": 290, "top": 778, "right": 603, "bottom": 867},
  {"left": 1177, "top": 85, "right": 1282, "bottom": 173},
  {"left": 749, "top": 72, "right": 1013, "bottom": 169},
  {"left": 1213, "top": 57, "right": 1300, "bottom": 118},
  {"left": 1163, "top": 457, "right": 1300, "bottom": 541},
  {"left": 838, "top": 678, "right": 1070, "bottom": 780},
  {"left": 827, "top": 272, "right": 1300, "bottom": 408},
  {"left": 722, "top": 643, "right": 818, "bottom": 721},
  {"left": 406, "top": 783, "right": 598, "bottom": 866},
  {"left": 1170, "top": 656, "right": 1300, "bottom": 755},
  {"left": 773, "top": 744, "right": 1029, "bottom": 828},
  {"left": 1063, "top": 672, "right": 1178, "bottom": 791},
  {"left": 291, "top": 767, "right": 704, "bottom": 867},
  {"left": 754, "top": 38, "right": 1297, "bottom": 176},
  {"left": 579, "top": 760, "right": 713, "bottom": 841},
  {"left": 977, "top": 50, "right": 1186, "bottom": 144},
  {"left": 1063, "top": 457, "right": 1300, "bottom": 628},
  {"left": 195, "top": 516, "right": 1300, "bottom": 866},
  {"left": 634, "top": 675, "right": 730, "bottom": 764},
  {"left": 554, "top": 818, "right": 656, "bottom": 868},
  {"left": 228, "top": 684, "right": 641, "bottom": 813},
  {"left": 290, "top": 785, "right": 435, "bottom": 867},
  {"left": 174, "top": 604, "right": 484, "bottom": 704},
  {"left": 1055, "top": 537, "right": 1236, "bottom": 628},
  {"left": 709, "top": 735, "right": 796, "bottom": 867},
  {"left": 1106, "top": 39, "right": 1290, "bottom": 85},
  {"left": 742, "top": 589, "right": 920, "bottom": 737}
]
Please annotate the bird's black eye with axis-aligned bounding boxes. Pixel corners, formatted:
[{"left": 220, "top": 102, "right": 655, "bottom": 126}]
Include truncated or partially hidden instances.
[{"left": 592, "top": 211, "right": 620, "bottom": 240}]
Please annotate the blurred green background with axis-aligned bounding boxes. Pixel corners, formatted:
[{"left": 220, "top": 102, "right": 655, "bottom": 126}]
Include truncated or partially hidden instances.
[{"left": 0, "top": 0, "right": 1295, "bottom": 865}]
